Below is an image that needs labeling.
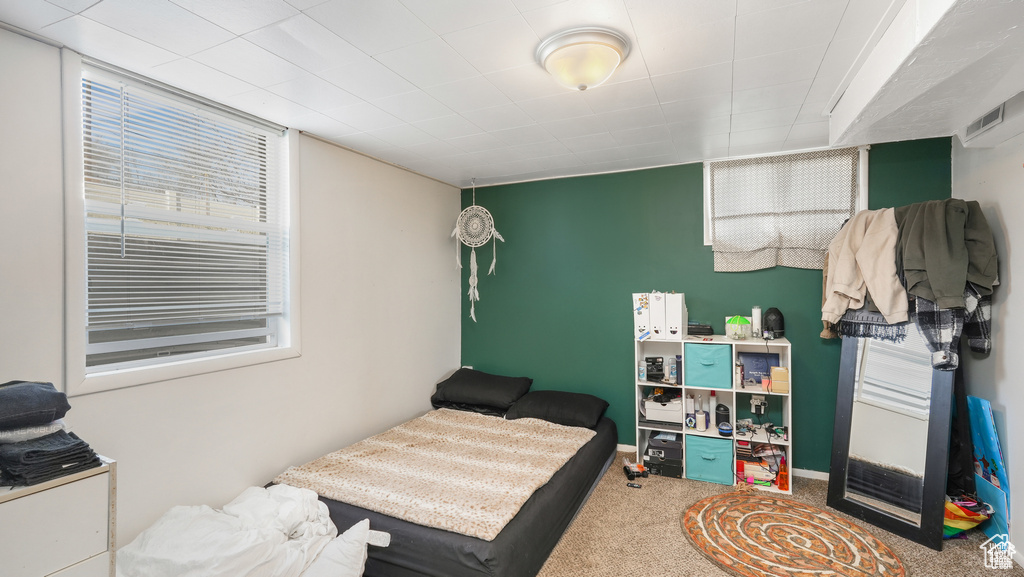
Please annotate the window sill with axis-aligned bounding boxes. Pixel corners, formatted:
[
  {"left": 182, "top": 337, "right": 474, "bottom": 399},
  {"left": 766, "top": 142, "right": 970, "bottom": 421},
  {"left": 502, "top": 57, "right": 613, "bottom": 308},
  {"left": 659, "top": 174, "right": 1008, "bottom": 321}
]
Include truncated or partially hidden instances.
[{"left": 66, "top": 345, "right": 301, "bottom": 397}]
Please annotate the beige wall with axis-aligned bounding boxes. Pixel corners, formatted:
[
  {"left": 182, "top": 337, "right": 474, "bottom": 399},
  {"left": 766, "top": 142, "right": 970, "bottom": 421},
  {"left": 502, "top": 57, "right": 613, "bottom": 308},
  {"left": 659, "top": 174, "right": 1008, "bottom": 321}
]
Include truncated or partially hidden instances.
[
  {"left": 0, "top": 27, "right": 461, "bottom": 546},
  {"left": 953, "top": 133, "right": 1024, "bottom": 554}
]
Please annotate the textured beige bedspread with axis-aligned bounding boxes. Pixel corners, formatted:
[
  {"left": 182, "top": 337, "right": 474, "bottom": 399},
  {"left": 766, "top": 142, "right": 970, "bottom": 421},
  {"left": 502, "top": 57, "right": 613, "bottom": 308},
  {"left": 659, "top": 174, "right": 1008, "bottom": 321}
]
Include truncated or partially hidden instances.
[{"left": 274, "top": 408, "right": 596, "bottom": 541}]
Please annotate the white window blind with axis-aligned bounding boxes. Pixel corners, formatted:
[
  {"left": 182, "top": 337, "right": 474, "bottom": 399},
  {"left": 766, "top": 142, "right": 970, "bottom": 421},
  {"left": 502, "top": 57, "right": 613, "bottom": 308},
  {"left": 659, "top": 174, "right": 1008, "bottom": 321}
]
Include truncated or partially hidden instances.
[
  {"left": 705, "top": 147, "right": 861, "bottom": 272},
  {"left": 81, "top": 67, "right": 288, "bottom": 371}
]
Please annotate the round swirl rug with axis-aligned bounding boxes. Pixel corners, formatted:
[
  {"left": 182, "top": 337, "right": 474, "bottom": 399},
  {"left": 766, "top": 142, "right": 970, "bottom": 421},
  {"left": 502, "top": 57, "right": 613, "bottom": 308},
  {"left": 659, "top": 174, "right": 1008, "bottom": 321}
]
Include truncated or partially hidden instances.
[{"left": 682, "top": 492, "right": 906, "bottom": 577}]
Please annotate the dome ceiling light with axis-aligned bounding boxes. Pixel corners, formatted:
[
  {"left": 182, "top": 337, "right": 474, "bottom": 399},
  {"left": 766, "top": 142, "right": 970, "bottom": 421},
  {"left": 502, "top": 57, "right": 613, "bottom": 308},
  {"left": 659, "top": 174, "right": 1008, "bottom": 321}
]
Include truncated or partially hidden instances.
[{"left": 536, "top": 27, "right": 630, "bottom": 91}]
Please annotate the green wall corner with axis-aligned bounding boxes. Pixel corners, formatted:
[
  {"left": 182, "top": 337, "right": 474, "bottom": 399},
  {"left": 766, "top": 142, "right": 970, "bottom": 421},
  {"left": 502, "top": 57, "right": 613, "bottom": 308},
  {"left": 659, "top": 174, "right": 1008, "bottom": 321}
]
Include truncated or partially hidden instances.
[{"left": 460, "top": 138, "right": 952, "bottom": 472}]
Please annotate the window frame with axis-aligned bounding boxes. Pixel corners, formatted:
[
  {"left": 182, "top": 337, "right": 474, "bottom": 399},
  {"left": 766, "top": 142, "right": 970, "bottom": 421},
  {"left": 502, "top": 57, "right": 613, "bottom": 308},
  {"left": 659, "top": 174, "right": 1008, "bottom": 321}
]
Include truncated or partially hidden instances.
[{"left": 62, "top": 50, "right": 301, "bottom": 396}]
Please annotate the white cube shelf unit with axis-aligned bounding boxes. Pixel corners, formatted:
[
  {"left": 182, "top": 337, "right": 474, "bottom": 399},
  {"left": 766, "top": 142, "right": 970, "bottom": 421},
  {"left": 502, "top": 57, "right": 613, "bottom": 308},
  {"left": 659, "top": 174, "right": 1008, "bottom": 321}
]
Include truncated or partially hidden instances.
[{"left": 634, "top": 335, "right": 792, "bottom": 494}]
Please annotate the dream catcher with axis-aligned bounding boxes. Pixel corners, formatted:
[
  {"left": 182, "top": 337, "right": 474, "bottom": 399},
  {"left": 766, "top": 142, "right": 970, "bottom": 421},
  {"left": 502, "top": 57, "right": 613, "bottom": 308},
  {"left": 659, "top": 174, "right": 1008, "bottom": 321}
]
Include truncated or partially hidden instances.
[{"left": 452, "top": 179, "right": 504, "bottom": 322}]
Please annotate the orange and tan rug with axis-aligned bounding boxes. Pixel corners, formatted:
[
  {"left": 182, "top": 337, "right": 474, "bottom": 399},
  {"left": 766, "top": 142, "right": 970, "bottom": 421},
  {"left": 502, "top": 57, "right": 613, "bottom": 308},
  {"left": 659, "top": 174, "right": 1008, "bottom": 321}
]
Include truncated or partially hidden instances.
[{"left": 683, "top": 492, "right": 906, "bottom": 577}]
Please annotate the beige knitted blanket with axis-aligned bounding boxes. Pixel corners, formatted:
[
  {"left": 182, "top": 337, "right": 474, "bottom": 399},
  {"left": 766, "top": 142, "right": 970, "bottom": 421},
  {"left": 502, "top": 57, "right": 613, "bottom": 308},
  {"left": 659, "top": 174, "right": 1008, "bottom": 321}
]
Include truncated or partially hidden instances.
[{"left": 274, "top": 408, "right": 596, "bottom": 541}]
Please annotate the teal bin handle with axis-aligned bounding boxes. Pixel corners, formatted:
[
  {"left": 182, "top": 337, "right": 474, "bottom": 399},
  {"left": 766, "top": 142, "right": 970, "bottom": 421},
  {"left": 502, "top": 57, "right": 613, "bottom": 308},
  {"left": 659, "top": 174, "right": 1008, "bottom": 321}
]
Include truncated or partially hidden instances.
[
  {"left": 701, "top": 454, "right": 717, "bottom": 461},
  {"left": 700, "top": 359, "right": 715, "bottom": 366}
]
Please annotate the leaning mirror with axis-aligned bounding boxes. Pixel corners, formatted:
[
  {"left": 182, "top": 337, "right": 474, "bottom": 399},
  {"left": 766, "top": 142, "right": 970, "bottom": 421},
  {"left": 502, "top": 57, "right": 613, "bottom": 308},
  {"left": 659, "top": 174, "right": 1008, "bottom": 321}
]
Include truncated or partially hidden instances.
[{"left": 827, "top": 322, "right": 954, "bottom": 550}]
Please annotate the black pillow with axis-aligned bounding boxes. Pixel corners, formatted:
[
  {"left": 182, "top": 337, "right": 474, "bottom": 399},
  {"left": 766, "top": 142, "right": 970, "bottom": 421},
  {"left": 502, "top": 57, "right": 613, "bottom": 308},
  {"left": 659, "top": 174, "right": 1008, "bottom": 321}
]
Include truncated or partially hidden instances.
[
  {"left": 505, "top": 390, "right": 609, "bottom": 429},
  {"left": 430, "top": 368, "right": 532, "bottom": 417}
]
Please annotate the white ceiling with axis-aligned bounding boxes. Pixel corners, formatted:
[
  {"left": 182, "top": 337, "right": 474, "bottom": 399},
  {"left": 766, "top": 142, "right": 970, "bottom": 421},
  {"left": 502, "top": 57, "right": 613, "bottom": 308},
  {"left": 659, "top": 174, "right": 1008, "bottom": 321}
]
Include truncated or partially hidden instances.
[{"left": 2, "top": 0, "right": 1023, "bottom": 188}]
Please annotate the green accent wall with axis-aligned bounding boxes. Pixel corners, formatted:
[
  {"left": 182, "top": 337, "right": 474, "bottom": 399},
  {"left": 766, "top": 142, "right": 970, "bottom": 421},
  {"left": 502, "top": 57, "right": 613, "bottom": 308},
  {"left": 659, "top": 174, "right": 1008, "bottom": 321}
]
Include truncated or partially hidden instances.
[{"left": 460, "top": 138, "right": 951, "bottom": 472}]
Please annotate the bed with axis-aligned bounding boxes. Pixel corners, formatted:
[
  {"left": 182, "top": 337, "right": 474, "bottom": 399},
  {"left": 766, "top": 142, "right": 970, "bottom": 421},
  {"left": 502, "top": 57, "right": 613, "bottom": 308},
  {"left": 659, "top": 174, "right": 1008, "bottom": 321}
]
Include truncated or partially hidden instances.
[{"left": 274, "top": 369, "right": 618, "bottom": 577}]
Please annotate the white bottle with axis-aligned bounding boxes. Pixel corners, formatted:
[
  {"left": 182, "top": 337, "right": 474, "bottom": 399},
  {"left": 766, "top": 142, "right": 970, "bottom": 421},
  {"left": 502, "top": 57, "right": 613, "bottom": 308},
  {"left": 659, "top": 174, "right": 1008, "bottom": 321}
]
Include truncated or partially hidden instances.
[{"left": 638, "top": 361, "right": 646, "bottom": 381}]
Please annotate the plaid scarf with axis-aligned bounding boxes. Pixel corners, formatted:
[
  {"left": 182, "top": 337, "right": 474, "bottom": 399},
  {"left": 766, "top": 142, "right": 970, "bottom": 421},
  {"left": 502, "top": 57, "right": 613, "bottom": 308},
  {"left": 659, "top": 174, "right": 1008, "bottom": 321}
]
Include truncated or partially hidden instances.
[{"left": 914, "top": 283, "right": 991, "bottom": 371}]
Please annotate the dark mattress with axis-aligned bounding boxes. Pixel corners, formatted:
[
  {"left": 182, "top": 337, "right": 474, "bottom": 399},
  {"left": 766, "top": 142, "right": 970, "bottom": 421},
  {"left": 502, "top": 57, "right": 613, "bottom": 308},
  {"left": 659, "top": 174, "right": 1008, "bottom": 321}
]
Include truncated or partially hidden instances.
[{"left": 318, "top": 416, "right": 617, "bottom": 577}]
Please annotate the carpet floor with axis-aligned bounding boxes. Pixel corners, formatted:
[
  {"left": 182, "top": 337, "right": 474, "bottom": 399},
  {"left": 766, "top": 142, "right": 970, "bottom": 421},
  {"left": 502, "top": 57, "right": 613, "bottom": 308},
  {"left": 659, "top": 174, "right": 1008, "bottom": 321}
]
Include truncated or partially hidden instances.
[{"left": 537, "top": 453, "right": 1023, "bottom": 577}]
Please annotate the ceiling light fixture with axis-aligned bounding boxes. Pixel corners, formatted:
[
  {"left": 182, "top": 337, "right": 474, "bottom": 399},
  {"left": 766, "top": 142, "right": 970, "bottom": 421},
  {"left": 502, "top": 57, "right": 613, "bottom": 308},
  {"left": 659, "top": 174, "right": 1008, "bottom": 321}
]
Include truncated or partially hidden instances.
[{"left": 536, "top": 27, "right": 630, "bottom": 91}]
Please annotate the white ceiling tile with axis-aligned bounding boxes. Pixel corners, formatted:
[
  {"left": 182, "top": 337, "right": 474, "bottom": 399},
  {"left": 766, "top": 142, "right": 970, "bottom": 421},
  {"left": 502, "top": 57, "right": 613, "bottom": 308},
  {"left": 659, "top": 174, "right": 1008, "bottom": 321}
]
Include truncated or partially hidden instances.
[
  {"left": 795, "top": 100, "right": 830, "bottom": 124},
  {"left": 667, "top": 116, "right": 732, "bottom": 140},
  {"left": 283, "top": 0, "right": 330, "bottom": 10},
  {"left": 403, "top": 138, "right": 465, "bottom": 159},
  {"left": 510, "top": 0, "right": 564, "bottom": 12},
  {"left": 508, "top": 140, "right": 571, "bottom": 159},
  {"left": 375, "top": 38, "right": 479, "bottom": 87},
  {"left": 731, "top": 79, "right": 811, "bottom": 115},
  {"left": 485, "top": 63, "right": 567, "bottom": 101},
  {"left": 517, "top": 91, "right": 593, "bottom": 123},
  {"left": 786, "top": 120, "right": 829, "bottom": 141},
  {"left": 413, "top": 115, "right": 483, "bottom": 140},
  {"left": 192, "top": 38, "right": 308, "bottom": 87},
  {"left": 317, "top": 56, "right": 417, "bottom": 100},
  {"left": 461, "top": 104, "right": 535, "bottom": 131},
  {"left": 399, "top": 0, "right": 519, "bottom": 35},
  {"left": 611, "top": 124, "right": 671, "bottom": 147},
  {"left": 728, "top": 142, "right": 788, "bottom": 157},
  {"left": 367, "top": 124, "right": 436, "bottom": 147},
  {"left": 305, "top": 0, "right": 434, "bottom": 55},
  {"left": 489, "top": 124, "right": 558, "bottom": 146},
  {"left": 41, "top": 15, "right": 179, "bottom": 69},
  {"left": 560, "top": 132, "right": 618, "bottom": 153},
  {"left": 81, "top": 0, "right": 234, "bottom": 56},
  {"left": 265, "top": 74, "right": 362, "bottom": 110},
  {"left": 626, "top": 0, "right": 735, "bottom": 37},
  {"left": 443, "top": 15, "right": 539, "bottom": 74},
  {"left": 729, "top": 125, "right": 791, "bottom": 147},
  {"left": 322, "top": 102, "right": 405, "bottom": 132},
  {"left": 372, "top": 91, "right": 453, "bottom": 123},
  {"left": 581, "top": 78, "right": 659, "bottom": 114},
  {"left": 221, "top": 88, "right": 316, "bottom": 125},
  {"left": 148, "top": 58, "right": 257, "bottom": 101},
  {"left": 831, "top": 0, "right": 891, "bottom": 43},
  {"left": 541, "top": 115, "right": 607, "bottom": 139},
  {"left": 169, "top": 0, "right": 298, "bottom": 35},
  {"left": 736, "top": 0, "right": 810, "bottom": 15},
  {"left": 734, "top": 0, "right": 846, "bottom": 60},
  {"left": 660, "top": 94, "right": 732, "bottom": 124},
  {"left": 0, "top": 1, "right": 72, "bottom": 31},
  {"left": 639, "top": 17, "right": 735, "bottom": 76},
  {"left": 243, "top": 14, "right": 364, "bottom": 72},
  {"left": 46, "top": 0, "right": 101, "bottom": 13},
  {"left": 651, "top": 62, "right": 733, "bottom": 104},
  {"left": 520, "top": 0, "right": 633, "bottom": 41},
  {"left": 596, "top": 104, "right": 665, "bottom": 132},
  {"left": 447, "top": 131, "right": 507, "bottom": 152},
  {"left": 423, "top": 77, "right": 511, "bottom": 112},
  {"left": 733, "top": 44, "right": 826, "bottom": 92},
  {"left": 730, "top": 106, "right": 800, "bottom": 132}
]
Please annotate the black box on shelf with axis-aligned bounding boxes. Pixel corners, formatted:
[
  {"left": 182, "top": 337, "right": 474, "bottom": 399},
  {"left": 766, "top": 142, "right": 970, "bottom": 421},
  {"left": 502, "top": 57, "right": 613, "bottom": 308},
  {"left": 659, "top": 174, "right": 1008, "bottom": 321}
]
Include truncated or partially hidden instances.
[
  {"left": 643, "top": 455, "right": 683, "bottom": 478},
  {"left": 647, "top": 431, "right": 682, "bottom": 460}
]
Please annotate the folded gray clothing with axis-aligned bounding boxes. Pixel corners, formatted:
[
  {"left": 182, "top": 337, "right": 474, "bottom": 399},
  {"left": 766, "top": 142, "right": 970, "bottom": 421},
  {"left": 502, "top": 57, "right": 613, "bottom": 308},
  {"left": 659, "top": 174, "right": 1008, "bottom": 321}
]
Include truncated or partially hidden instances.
[
  {"left": 0, "top": 430, "right": 91, "bottom": 465},
  {"left": 0, "top": 455, "right": 101, "bottom": 486},
  {"left": 0, "top": 419, "right": 66, "bottom": 444},
  {"left": 0, "top": 381, "right": 71, "bottom": 430}
]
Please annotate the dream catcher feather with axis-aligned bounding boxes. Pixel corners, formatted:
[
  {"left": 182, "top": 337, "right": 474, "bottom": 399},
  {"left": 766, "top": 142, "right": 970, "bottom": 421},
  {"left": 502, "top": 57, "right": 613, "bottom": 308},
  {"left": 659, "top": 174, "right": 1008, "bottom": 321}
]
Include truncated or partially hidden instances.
[{"left": 452, "top": 180, "right": 503, "bottom": 322}]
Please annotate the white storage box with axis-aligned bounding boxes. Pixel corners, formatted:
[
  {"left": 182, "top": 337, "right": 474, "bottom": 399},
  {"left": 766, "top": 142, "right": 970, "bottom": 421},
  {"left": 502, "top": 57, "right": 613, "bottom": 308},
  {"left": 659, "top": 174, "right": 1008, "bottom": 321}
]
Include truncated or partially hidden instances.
[
  {"left": 650, "top": 291, "right": 667, "bottom": 340},
  {"left": 643, "top": 397, "right": 683, "bottom": 424},
  {"left": 632, "top": 293, "right": 651, "bottom": 341}
]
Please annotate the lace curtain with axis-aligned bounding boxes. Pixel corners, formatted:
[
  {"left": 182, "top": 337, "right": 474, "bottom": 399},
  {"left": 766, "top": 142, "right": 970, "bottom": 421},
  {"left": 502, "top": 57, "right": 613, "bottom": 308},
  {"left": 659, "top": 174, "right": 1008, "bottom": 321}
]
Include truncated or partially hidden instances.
[{"left": 707, "top": 147, "right": 860, "bottom": 272}]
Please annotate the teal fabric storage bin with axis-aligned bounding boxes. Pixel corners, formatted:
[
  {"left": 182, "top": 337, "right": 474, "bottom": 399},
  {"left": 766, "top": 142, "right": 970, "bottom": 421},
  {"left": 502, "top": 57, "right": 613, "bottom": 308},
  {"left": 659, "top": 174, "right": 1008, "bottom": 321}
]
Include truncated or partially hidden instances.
[
  {"left": 684, "top": 343, "right": 732, "bottom": 389},
  {"left": 685, "top": 436, "right": 734, "bottom": 485}
]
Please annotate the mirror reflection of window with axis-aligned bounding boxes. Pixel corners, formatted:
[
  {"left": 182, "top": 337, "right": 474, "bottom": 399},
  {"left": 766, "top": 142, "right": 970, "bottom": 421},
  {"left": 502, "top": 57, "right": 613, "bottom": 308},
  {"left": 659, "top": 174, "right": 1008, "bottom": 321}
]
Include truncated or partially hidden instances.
[{"left": 855, "top": 326, "right": 932, "bottom": 419}]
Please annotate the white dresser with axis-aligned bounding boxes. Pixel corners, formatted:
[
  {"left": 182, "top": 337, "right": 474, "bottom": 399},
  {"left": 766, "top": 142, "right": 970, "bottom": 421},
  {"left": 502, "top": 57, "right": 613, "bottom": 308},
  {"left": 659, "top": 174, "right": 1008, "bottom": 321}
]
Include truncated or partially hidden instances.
[{"left": 0, "top": 457, "right": 116, "bottom": 577}]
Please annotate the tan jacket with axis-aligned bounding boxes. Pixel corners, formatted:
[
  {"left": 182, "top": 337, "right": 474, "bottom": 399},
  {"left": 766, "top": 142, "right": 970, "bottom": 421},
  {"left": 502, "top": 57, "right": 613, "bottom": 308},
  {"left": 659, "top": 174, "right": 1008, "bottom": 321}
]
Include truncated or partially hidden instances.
[{"left": 822, "top": 208, "right": 908, "bottom": 324}]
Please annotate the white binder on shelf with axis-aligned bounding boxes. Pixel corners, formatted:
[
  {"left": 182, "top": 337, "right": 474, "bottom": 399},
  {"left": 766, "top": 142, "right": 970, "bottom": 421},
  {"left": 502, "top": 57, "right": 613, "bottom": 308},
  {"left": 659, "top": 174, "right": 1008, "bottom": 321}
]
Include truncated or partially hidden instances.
[
  {"left": 650, "top": 291, "right": 667, "bottom": 340},
  {"left": 632, "top": 293, "right": 651, "bottom": 341},
  {"left": 666, "top": 293, "right": 687, "bottom": 339}
]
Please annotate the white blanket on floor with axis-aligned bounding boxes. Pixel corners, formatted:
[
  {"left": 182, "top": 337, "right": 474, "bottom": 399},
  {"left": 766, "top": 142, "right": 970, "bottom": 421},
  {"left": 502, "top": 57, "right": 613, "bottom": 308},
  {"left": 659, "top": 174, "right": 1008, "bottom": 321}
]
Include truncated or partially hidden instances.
[{"left": 117, "top": 484, "right": 338, "bottom": 577}]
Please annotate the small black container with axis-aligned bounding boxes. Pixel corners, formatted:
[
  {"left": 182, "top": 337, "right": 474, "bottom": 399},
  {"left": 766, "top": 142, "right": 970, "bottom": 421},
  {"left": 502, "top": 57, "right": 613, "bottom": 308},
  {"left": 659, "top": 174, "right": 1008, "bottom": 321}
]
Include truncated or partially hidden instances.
[{"left": 716, "top": 403, "right": 730, "bottom": 425}]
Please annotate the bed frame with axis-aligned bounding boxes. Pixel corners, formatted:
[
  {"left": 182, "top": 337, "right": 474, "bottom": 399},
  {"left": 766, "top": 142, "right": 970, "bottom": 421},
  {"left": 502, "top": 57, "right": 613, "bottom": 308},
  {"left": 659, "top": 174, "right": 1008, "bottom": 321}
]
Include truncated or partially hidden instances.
[{"left": 316, "top": 417, "right": 617, "bottom": 577}]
